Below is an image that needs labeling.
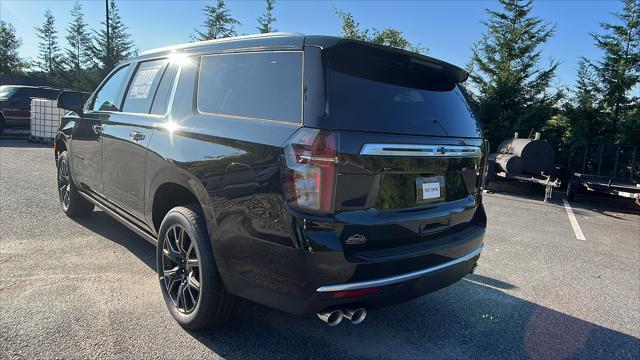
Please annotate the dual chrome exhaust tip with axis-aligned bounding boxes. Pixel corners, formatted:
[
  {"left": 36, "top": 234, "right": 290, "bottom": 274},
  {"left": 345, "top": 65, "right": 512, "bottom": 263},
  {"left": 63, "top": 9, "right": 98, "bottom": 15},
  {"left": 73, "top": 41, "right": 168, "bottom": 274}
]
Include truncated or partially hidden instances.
[{"left": 317, "top": 307, "right": 367, "bottom": 326}]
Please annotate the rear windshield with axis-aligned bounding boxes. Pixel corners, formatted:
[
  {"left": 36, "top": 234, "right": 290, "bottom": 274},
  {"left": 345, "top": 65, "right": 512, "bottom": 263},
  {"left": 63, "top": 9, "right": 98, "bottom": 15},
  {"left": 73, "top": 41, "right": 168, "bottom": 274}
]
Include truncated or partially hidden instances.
[{"left": 323, "top": 44, "right": 481, "bottom": 138}]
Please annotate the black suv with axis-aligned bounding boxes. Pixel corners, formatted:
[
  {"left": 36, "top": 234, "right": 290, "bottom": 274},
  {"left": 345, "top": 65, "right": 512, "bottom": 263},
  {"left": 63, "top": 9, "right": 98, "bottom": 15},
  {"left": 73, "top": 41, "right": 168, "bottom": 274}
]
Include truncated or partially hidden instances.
[
  {"left": 55, "top": 33, "right": 487, "bottom": 329},
  {"left": 0, "top": 85, "right": 62, "bottom": 134}
]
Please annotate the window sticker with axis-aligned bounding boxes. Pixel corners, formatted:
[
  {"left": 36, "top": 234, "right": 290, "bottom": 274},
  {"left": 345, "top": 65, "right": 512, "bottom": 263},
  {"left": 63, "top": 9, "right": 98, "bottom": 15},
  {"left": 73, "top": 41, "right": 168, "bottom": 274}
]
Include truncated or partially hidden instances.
[{"left": 129, "top": 65, "right": 162, "bottom": 99}]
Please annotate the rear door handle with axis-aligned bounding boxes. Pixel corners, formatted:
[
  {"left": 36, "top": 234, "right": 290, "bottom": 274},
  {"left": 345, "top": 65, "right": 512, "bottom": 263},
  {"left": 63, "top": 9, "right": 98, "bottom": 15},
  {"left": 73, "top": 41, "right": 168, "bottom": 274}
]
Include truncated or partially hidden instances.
[{"left": 130, "top": 130, "right": 145, "bottom": 141}]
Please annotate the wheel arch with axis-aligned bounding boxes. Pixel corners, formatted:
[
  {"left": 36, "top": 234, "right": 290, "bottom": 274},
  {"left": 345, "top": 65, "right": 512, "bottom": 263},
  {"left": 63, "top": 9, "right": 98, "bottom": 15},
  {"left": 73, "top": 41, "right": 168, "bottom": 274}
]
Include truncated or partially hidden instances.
[
  {"left": 147, "top": 173, "right": 216, "bottom": 240},
  {"left": 54, "top": 134, "right": 67, "bottom": 161}
]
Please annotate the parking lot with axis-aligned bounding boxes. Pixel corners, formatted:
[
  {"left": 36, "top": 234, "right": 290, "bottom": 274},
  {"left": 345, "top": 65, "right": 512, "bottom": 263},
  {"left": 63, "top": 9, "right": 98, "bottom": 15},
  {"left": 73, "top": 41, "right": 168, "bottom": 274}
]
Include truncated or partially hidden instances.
[{"left": 1, "top": 139, "right": 638, "bottom": 359}]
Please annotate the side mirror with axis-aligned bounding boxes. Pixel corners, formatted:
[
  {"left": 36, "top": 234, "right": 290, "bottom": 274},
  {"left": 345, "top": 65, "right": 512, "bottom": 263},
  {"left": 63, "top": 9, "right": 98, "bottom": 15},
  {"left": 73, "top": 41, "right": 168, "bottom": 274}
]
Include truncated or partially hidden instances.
[{"left": 57, "top": 91, "right": 90, "bottom": 116}]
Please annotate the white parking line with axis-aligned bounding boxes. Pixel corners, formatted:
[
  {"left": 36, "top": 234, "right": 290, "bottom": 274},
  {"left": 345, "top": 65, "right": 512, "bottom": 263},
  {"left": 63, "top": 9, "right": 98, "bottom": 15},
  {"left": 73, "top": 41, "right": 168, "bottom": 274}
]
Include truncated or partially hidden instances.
[{"left": 562, "top": 199, "right": 586, "bottom": 241}]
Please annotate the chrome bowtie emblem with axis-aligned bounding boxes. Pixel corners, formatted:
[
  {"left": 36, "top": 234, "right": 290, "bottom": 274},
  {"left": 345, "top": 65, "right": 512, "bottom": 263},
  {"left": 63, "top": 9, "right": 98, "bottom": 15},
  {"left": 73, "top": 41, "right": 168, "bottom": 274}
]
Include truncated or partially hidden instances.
[
  {"left": 436, "top": 146, "right": 447, "bottom": 155},
  {"left": 345, "top": 234, "right": 367, "bottom": 245}
]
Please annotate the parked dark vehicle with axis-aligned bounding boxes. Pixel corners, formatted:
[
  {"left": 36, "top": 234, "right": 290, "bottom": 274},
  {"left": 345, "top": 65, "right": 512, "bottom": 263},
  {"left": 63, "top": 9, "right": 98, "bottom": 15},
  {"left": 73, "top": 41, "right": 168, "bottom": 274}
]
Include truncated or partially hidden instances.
[
  {"left": 54, "top": 33, "right": 488, "bottom": 329},
  {"left": 0, "top": 85, "right": 62, "bottom": 134}
]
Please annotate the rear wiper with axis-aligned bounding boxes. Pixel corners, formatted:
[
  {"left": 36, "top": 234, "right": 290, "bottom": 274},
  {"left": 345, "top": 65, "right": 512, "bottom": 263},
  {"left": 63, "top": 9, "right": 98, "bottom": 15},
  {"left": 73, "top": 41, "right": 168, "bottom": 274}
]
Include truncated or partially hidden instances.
[{"left": 432, "top": 118, "right": 449, "bottom": 136}]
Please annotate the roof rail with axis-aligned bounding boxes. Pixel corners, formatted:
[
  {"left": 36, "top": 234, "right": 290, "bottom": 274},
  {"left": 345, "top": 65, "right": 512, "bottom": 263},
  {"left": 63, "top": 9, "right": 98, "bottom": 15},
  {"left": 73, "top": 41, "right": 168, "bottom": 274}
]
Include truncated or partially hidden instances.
[{"left": 140, "top": 32, "right": 305, "bottom": 56}]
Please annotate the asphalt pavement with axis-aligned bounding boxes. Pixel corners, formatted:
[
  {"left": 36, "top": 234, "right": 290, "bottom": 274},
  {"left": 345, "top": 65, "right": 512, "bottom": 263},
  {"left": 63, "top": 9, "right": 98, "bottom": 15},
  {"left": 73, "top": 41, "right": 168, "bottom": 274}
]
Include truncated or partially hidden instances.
[{"left": 1, "top": 139, "right": 638, "bottom": 359}]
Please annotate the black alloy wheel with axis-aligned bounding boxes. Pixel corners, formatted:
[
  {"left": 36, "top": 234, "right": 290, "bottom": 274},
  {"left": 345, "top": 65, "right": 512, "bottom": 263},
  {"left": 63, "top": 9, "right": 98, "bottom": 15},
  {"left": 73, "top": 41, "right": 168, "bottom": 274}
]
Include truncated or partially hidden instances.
[
  {"left": 57, "top": 157, "right": 71, "bottom": 210},
  {"left": 161, "top": 224, "right": 201, "bottom": 314},
  {"left": 55, "top": 151, "right": 94, "bottom": 217}
]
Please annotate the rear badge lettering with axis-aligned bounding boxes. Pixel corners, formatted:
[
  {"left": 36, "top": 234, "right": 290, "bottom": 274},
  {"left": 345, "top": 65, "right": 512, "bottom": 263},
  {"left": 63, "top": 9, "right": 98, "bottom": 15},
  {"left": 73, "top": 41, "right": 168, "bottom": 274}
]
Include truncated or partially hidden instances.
[{"left": 345, "top": 234, "right": 367, "bottom": 245}]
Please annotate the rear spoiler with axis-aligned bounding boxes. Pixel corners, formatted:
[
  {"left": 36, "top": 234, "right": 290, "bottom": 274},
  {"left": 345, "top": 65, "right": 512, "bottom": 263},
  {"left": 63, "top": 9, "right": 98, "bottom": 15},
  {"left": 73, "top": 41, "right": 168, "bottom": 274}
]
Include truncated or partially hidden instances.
[{"left": 304, "top": 35, "right": 468, "bottom": 83}]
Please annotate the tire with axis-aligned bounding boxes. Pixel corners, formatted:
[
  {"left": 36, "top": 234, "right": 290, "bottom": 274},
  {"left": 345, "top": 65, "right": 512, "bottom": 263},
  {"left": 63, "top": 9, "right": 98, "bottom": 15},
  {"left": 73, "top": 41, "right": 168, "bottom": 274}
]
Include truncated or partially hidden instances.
[
  {"left": 0, "top": 115, "right": 5, "bottom": 135},
  {"left": 56, "top": 151, "right": 94, "bottom": 217},
  {"left": 157, "top": 205, "right": 237, "bottom": 330}
]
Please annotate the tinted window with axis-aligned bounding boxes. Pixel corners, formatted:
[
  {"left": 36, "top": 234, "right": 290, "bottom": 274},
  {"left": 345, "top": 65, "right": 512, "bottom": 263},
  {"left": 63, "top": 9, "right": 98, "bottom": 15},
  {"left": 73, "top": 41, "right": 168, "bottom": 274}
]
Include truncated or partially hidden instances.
[
  {"left": 13, "top": 88, "right": 42, "bottom": 106},
  {"left": 150, "top": 62, "right": 178, "bottom": 115},
  {"left": 0, "top": 86, "right": 19, "bottom": 101},
  {"left": 123, "top": 59, "right": 169, "bottom": 114},
  {"left": 90, "top": 65, "right": 130, "bottom": 112},
  {"left": 44, "top": 89, "right": 60, "bottom": 100},
  {"left": 324, "top": 44, "right": 481, "bottom": 138},
  {"left": 198, "top": 52, "right": 302, "bottom": 123}
]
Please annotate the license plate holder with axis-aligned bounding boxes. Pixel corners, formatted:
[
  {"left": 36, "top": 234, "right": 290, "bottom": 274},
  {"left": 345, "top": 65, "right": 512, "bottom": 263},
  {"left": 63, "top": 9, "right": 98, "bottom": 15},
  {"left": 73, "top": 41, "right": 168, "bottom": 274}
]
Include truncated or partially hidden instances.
[{"left": 416, "top": 176, "right": 445, "bottom": 203}]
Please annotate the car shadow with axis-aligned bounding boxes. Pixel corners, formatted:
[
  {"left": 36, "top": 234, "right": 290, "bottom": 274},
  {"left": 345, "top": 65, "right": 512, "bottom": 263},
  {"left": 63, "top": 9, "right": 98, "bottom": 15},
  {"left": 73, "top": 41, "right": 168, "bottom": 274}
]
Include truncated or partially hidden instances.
[
  {"left": 71, "top": 209, "right": 640, "bottom": 359},
  {"left": 71, "top": 210, "right": 156, "bottom": 270},
  {"left": 188, "top": 280, "right": 639, "bottom": 359}
]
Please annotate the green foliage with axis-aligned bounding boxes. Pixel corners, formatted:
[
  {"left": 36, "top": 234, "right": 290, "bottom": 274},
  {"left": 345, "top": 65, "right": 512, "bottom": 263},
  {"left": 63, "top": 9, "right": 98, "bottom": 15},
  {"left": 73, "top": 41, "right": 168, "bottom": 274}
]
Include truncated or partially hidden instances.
[
  {"left": 587, "top": 0, "right": 639, "bottom": 141},
  {"left": 619, "top": 108, "right": 640, "bottom": 144},
  {"left": 257, "top": 0, "right": 276, "bottom": 34},
  {"left": 468, "top": 0, "right": 559, "bottom": 149},
  {"left": 65, "top": 1, "right": 93, "bottom": 91},
  {"left": 194, "top": 0, "right": 241, "bottom": 41},
  {"left": 34, "top": 9, "right": 63, "bottom": 79},
  {"left": 90, "top": 0, "right": 137, "bottom": 78},
  {"left": 335, "top": 9, "right": 425, "bottom": 54},
  {"left": 0, "top": 20, "right": 26, "bottom": 74}
]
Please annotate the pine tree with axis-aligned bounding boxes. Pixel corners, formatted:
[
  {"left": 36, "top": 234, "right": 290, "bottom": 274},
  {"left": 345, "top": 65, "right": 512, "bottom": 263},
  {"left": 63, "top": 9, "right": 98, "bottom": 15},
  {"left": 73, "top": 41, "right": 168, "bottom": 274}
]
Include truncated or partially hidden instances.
[
  {"left": 257, "top": 0, "right": 276, "bottom": 33},
  {"left": 193, "top": 0, "right": 241, "bottom": 41},
  {"left": 589, "top": 0, "right": 640, "bottom": 140},
  {"left": 335, "top": 9, "right": 424, "bottom": 53},
  {"left": 468, "top": 0, "right": 559, "bottom": 148},
  {"left": 0, "top": 21, "right": 26, "bottom": 74},
  {"left": 571, "top": 59, "right": 606, "bottom": 141},
  {"left": 65, "top": 1, "right": 91, "bottom": 74},
  {"left": 90, "top": 0, "right": 136, "bottom": 76},
  {"left": 35, "top": 9, "right": 62, "bottom": 79}
]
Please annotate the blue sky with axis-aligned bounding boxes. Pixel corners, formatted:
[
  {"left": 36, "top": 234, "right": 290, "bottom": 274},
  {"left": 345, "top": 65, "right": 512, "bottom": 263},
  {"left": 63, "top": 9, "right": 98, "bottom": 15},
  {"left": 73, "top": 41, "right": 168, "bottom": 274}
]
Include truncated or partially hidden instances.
[{"left": 0, "top": 0, "right": 622, "bottom": 89}]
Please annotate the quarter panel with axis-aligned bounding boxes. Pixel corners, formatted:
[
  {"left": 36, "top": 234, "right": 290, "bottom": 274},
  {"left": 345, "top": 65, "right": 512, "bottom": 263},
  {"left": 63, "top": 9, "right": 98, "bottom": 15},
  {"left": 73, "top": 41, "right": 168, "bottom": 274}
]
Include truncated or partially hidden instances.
[{"left": 145, "top": 113, "right": 303, "bottom": 293}]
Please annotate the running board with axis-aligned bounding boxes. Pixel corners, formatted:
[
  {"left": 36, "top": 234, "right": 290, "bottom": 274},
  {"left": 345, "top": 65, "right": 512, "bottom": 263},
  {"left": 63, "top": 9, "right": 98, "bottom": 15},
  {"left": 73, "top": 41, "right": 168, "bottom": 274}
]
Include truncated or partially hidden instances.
[{"left": 78, "top": 191, "right": 158, "bottom": 246}]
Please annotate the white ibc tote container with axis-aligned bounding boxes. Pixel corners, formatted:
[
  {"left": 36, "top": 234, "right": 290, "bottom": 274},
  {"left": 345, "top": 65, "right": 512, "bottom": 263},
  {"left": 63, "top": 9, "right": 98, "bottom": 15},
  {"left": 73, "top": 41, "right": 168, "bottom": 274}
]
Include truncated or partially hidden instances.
[{"left": 30, "top": 98, "right": 66, "bottom": 143}]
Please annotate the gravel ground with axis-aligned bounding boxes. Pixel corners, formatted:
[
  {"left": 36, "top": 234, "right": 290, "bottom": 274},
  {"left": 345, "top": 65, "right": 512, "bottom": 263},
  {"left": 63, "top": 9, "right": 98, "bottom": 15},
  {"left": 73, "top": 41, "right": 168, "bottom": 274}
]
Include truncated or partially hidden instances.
[{"left": 1, "top": 140, "right": 639, "bottom": 359}]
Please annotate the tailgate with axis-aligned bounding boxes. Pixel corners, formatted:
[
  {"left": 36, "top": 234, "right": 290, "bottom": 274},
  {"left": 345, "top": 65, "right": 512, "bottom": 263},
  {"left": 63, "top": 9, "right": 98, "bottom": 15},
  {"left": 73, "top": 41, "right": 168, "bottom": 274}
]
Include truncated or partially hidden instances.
[{"left": 334, "top": 131, "right": 486, "bottom": 259}]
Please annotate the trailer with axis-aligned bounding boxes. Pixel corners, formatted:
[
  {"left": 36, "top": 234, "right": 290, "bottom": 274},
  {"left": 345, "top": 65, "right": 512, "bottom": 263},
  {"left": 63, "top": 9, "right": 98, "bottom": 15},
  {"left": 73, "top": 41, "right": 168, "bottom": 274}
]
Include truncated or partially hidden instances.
[
  {"left": 566, "top": 143, "right": 640, "bottom": 205},
  {"left": 486, "top": 133, "right": 560, "bottom": 202},
  {"left": 489, "top": 171, "right": 561, "bottom": 203}
]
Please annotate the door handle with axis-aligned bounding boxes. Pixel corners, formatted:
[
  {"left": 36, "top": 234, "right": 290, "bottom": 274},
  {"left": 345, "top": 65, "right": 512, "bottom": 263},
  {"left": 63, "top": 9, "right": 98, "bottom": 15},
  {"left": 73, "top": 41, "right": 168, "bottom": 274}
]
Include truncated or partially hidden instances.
[
  {"left": 92, "top": 124, "right": 104, "bottom": 134},
  {"left": 130, "top": 130, "right": 145, "bottom": 141}
]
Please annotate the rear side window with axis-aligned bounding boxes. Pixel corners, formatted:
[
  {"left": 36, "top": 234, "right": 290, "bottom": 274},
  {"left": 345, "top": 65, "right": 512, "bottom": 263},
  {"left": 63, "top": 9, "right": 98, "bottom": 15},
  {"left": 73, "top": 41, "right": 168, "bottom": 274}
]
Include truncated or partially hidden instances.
[
  {"left": 150, "top": 62, "right": 179, "bottom": 115},
  {"left": 323, "top": 43, "right": 481, "bottom": 138},
  {"left": 123, "top": 59, "right": 169, "bottom": 114},
  {"left": 90, "top": 65, "right": 130, "bottom": 112},
  {"left": 197, "top": 52, "right": 302, "bottom": 123}
]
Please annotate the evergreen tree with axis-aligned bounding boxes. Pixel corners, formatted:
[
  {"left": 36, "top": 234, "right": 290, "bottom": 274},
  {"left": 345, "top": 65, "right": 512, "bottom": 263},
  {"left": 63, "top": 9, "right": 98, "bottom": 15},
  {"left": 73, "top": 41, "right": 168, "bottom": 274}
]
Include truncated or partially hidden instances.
[
  {"left": 589, "top": 0, "right": 640, "bottom": 140},
  {"left": 90, "top": 0, "right": 136, "bottom": 77},
  {"left": 570, "top": 59, "right": 606, "bottom": 142},
  {"left": 468, "top": 0, "right": 559, "bottom": 148},
  {"left": 193, "top": 0, "right": 241, "bottom": 41},
  {"left": 65, "top": 1, "right": 91, "bottom": 74},
  {"left": 336, "top": 9, "right": 424, "bottom": 53},
  {"left": 0, "top": 21, "right": 26, "bottom": 74},
  {"left": 34, "top": 9, "right": 62, "bottom": 79},
  {"left": 257, "top": 0, "right": 276, "bottom": 34}
]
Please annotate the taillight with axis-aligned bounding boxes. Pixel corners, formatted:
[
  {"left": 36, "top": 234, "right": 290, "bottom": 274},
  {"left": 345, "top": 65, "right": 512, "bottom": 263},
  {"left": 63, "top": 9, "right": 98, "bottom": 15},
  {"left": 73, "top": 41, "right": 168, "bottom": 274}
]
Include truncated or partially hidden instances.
[
  {"left": 479, "top": 140, "right": 490, "bottom": 190},
  {"left": 283, "top": 128, "right": 338, "bottom": 214}
]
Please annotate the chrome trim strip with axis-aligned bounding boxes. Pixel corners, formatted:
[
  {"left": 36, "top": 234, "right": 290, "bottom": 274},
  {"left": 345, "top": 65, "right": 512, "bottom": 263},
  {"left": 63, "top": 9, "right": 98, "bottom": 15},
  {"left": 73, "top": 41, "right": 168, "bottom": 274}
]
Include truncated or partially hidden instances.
[
  {"left": 360, "top": 144, "right": 481, "bottom": 158},
  {"left": 316, "top": 245, "right": 483, "bottom": 292}
]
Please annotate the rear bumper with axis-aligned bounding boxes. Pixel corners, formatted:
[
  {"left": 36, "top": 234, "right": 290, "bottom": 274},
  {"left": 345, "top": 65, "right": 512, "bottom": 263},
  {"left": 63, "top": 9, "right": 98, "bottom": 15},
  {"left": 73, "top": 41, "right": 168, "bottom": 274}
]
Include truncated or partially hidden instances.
[
  {"left": 317, "top": 245, "right": 482, "bottom": 292},
  {"left": 219, "top": 224, "right": 485, "bottom": 316}
]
